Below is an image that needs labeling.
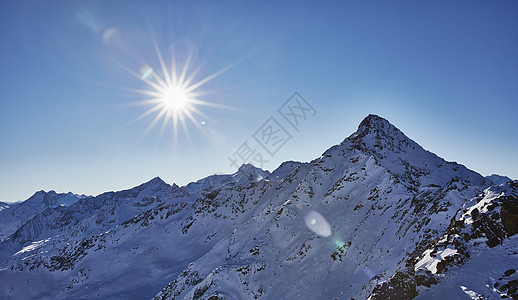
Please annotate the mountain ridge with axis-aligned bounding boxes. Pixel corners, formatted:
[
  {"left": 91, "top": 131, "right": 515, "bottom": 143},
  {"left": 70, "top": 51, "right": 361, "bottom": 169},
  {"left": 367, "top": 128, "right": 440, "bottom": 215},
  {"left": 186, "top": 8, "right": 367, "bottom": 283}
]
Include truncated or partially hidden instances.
[{"left": 0, "top": 114, "right": 515, "bottom": 299}]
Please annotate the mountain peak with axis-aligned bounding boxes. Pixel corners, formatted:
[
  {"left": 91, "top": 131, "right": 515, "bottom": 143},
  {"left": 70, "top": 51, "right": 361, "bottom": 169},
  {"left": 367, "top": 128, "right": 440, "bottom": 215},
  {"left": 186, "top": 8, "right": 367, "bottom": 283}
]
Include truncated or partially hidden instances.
[
  {"left": 140, "top": 176, "right": 168, "bottom": 188},
  {"left": 234, "top": 163, "right": 270, "bottom": 182},
  {"left": 346, "top": 114, "right": 410, "bottom": 149},
  {"left": 148, "top": 176, "right": 165, "bottom": 183},
  {"left": 358, "top": 114, "right": 389, "bottom": 128},
  {"left": 356, "top": 114, "right": 399, "bottom": 136},
  {"left": 335, "top": 114, "right": 488, "bottom": 188},
  {"left": 128, "top": 176, "right": 169, "bottom": 191},
  {"left": 26, "top": 190, "right": 54, "bottom": 206},
  {"left": 237, "top": 163, "right": 262, "bottom": 173}
]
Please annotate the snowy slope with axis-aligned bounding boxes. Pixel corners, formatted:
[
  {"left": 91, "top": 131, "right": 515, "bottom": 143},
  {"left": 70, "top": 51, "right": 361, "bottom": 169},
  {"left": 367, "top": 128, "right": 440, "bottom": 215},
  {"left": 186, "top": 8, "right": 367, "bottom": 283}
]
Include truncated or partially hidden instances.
[
  {"left": 0, "top": 114, "right": 513, "bottom": 299},
  {"left": 0, "top": 165, "right": 272, "bottom": 298},
  {"left": 0, "top": 174, "right": 273, "bottom": 298},
  {"left": 154, "top": 114, "right": 495, "bottom": 300}
]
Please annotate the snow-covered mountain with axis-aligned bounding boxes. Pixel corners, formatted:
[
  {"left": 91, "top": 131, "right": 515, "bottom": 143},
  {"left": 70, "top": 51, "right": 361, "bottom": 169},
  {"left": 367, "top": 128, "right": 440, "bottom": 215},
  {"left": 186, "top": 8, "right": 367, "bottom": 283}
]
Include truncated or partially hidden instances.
[
  {"left": 486, "top": 174, "right": 513, "bottom": 185},
  {"left": 182, "top": 164, "right": 270, "bottom": 195},
  {"left": 0, "top": 191, "right": 90, "bottom": 241},
  {"left": 0, "top": 114, "right": 515, "bottom": 299}
]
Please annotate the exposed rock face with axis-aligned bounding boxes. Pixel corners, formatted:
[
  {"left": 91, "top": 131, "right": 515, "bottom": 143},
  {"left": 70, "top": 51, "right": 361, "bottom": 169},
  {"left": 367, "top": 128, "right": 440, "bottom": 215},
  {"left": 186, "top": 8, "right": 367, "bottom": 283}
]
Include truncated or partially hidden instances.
[
  {"left": 501, "top": 182, "right": 518, "bottom": 236},
  {"left": 372, "top": 181, "right": 518, "bottom": 299}
]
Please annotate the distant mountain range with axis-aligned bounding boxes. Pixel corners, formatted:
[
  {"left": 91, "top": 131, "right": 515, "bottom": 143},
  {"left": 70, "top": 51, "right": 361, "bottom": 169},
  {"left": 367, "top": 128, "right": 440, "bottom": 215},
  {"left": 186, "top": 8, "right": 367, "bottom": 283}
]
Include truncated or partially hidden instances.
[{"left": 0, "top": 114, "right": 516, "bottom": 299}]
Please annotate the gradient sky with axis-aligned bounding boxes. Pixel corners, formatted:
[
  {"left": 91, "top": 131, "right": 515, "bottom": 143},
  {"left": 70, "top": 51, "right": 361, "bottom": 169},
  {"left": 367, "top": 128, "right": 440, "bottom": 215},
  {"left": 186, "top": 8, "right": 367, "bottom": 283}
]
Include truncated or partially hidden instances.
[{"left": 1, "top": 0, "right": 517, "bottom": 202}]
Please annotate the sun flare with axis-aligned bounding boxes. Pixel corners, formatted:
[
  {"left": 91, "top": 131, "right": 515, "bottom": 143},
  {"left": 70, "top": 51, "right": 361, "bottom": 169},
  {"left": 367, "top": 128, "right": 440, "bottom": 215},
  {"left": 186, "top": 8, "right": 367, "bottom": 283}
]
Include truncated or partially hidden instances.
[
  {"left": 118, "top": 37, "right": 235, "bottom": 142},
  {"left": 161, "top": 86, "right": 189, "bottom": 111}
]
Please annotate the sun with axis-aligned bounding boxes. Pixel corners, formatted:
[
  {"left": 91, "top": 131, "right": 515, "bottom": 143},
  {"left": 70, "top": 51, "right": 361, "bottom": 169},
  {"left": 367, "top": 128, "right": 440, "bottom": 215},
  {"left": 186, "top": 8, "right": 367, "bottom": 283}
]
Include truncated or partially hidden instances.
[
  {"left": 161, "top": 86, "right": 189, "bottom": 111},
  {"left": 118, "top": 37, "right": 235, "bottom": 142}
]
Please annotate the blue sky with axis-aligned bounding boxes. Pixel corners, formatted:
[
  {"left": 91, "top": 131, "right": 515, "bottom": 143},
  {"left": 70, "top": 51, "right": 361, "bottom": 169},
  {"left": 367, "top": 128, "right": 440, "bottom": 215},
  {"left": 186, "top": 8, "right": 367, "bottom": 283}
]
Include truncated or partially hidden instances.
[{"left": 1, "top": 0, "right": 517, "bottom": 202}]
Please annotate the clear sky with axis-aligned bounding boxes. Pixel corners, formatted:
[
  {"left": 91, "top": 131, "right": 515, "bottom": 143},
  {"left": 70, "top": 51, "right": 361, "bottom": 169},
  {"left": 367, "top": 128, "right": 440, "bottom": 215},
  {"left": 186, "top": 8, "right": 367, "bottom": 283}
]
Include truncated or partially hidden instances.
[{"left": 1, "top": 0, "right": 517, "bottom": 202}]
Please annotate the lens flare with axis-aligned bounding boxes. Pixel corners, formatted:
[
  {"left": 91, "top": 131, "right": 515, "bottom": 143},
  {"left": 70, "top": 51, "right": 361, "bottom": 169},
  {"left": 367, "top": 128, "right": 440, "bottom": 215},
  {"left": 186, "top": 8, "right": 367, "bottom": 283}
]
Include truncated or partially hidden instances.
[
  {"left": 334, "top": 239, "right": 345, "bottom": 249},
  {"left": 140, "top": 65, "right": 153, "bottom": 80},
  {"left": 304, "top": 210, "right": 332, "bottom": 237}
]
